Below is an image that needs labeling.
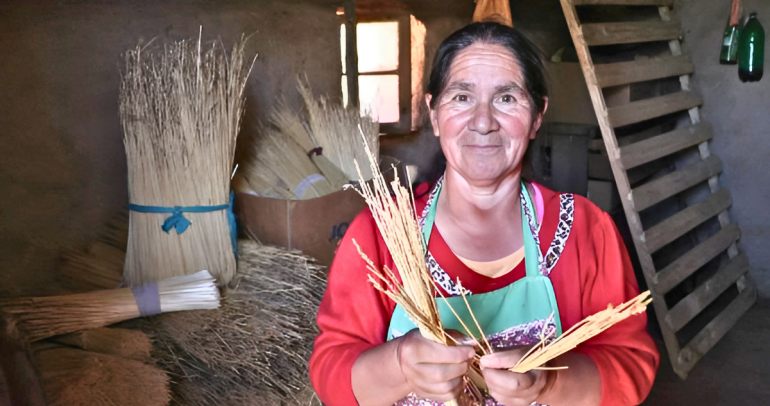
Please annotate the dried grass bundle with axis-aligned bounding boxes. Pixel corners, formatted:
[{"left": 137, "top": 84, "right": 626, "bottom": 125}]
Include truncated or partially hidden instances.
[
  {"left": 299, "top": 78, "right": 379, "bottom": 181},
  {"left": 36, "top": 346, "right": 170, "bottom": 406},
  {"left": 510, "top": 291, "right": 652, "bottom": 373},
  {"left": 149, "top": 240, "right": 325, "bottom": 406},
  {"left": 351, "top": 139, "right": 479, "bottom": 404},
  {"left": 53, "top": 327, "right": 153, "bottom": 363},
  {"left": 120, "top": 31, "right": 255, "bottom": 286},
  {"left": 60, "top": 242, "right": 125, "bottom": 291},
  {"left": 0, "top": 271, "right": 220, "bottom": 343},
  {"left": 241, "top": 124, "right": 337, "bottom": 199}
]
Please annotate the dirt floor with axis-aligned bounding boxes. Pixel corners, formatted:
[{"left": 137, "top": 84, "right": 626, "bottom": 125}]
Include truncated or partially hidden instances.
[{"left": 642, "top": 298, "right": 770, "bottom": 405}]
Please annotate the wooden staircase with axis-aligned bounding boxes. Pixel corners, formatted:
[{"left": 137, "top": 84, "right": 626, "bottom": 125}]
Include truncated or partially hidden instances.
[{"left": 559, "top": 0, "right": 756, "bottom": 378}]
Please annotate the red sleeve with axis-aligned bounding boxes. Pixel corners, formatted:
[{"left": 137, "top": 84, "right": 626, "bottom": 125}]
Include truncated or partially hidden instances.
[
  {"left": 309, "top": 209, "right": 396, "bottom": 406},
  {"left": 574, "top": 210, "right": 660, "bottom": 406}
]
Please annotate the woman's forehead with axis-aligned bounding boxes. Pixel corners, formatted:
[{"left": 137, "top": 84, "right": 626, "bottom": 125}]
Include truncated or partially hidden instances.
[{"left": 447, "top": 43, "right": 524, "bottom": 85}]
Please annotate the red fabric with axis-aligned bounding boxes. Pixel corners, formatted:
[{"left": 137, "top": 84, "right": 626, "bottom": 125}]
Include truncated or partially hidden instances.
[{"left": 309, "top": 183, "right": 659, "bottom": 406}]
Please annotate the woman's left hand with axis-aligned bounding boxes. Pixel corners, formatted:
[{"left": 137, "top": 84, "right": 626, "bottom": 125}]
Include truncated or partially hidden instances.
[{"left": 479, "top": 348, "right": 551, "bottom": 406}]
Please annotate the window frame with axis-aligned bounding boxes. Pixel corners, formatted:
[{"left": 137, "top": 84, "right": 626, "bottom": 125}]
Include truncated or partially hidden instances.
[{"left": 343, "top": 12, "right": 412, "bottom": 135}]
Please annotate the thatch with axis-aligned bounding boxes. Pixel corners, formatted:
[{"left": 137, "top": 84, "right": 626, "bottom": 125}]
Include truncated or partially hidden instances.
[{"left": 148, "top": 240, "right": 325, "bottom": 406}]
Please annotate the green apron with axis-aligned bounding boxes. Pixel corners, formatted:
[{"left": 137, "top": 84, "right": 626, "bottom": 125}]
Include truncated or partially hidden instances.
[{"left": 386, "top": 177, "right": 573, "bottom": 406}]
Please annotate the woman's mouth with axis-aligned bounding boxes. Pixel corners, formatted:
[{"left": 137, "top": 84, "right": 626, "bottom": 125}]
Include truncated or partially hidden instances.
[{"left": 464, "top": 145, "right": 501, "bottom": 154}]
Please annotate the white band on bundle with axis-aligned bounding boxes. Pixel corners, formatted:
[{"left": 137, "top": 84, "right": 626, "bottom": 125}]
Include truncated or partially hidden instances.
[{"left": 294, "top": 174, "right": 326, "bottom": 198}]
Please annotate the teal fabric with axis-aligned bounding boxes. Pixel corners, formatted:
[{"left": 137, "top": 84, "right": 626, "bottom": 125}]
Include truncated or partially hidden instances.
[
  {"left": 128, "top": 190, "right": 238, "bottom": 259},
  {"left": 387, "top": 180, "right": 562, "bottom": 341}
]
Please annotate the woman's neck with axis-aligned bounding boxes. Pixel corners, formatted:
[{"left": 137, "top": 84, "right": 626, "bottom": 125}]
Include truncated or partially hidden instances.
[{"left": 434, "top": 167, "right": 525, "bottom": 261}]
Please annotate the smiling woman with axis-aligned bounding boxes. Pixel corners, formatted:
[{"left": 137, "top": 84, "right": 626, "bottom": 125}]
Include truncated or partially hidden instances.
[{"left": 310, "top": 22, "right": 659, "bottom": 406}]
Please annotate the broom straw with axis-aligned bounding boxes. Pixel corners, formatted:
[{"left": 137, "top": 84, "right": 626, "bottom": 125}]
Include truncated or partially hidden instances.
[
  {"left": 0, "top": 270, "right": 220, "bottom": 343},
  {"left": 120, "top": 30, "right": 255, "bottom": 286}
]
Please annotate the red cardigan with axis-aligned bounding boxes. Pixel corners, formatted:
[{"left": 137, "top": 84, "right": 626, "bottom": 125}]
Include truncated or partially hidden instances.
[{"left": 310, "top": 183, "right": 659, "bottom": 406}]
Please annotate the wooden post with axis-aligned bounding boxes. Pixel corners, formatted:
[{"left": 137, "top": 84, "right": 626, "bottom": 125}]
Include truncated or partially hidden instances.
[{"left": 344, "top": 0, "right": 359, "bottom": 108}]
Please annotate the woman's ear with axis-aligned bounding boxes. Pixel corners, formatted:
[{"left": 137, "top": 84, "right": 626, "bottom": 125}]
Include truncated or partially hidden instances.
[
  {"left": 425, "top": 94, "right": 439, "bottom": 137},
  {"left": 529, "top": 97, "right": 549, "bottom": 140}
]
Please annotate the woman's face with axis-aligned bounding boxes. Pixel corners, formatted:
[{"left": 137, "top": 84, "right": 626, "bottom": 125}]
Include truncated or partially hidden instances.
[{"left": 427, "top": 43, "right": 547, "bottom": 185}]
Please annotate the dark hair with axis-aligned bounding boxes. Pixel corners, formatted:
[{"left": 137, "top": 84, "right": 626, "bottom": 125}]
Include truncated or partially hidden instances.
[
  {"left": 418, "top": 23, "right": 548, "bottom": 193},
  {"left": 427, "top": 22, "right": 548, "bottom": 119}
]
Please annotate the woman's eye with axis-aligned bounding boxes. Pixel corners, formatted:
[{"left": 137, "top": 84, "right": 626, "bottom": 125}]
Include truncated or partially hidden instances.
[
  {"left": 500, "top": 95, "right": 515, "bottom": 103},
  {"left": 454, "top": 94, "right": 469, "bottom": 102}
]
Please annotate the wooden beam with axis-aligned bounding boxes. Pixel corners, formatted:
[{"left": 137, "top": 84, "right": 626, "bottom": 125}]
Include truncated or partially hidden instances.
[
  {"left": 644, "top": 188, "right": 732, "bottom": 253},
  {"left": 653, "top": 223, "right": 740, "bottom": 294},
  {"left": 621, "top": 123, "right": 713, "bottom": 169},
  {"left": 582, "top": 21, "right": 681, "bottom": 46},
  {"left": 595, "top": 55, "right": 695, "bottom": 88},
  {"left": 665, "top": 252, "right": 750, "bottom": 332},
  {"left": 573, "top": 0, "right": 674, "bottom": 5},
  {"left": 609, "top": 91, "right": 703, "bottom": 128},
  {"left": 344, "top": 0, "right": 359, "bottom": 108},
  {"left": 632, "top": 155, "right": 721, "bottom": 212},
  {"left": 674, "top": 282, "right": 756, "bottom": 378}
]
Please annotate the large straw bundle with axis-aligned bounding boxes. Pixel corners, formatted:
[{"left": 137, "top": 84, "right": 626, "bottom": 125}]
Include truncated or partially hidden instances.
[
  {"left": 36, "top": 346, "right": 170, "bottom": 406},
  {"left": 0, "top": 270, "right": 220, "bottom": 343},
  {"left": 298, "top": 78, "right": 379, "bottom": 181},
  {"left": 149, "top": 240, "right": 325, "bottom": 406},
  {"left": 120, "top": 32, "right": 255, "bottom": 286}
]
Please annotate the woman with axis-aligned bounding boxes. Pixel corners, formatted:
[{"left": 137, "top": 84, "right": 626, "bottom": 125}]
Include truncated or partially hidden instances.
[{"left": 310, "top": 22, "right": 659, "bottom": 406}]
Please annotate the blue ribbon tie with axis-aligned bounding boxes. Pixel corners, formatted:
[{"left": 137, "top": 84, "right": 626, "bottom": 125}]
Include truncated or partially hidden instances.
[{"left": 128, "top": 191, "right": 238, "bottom": 259}]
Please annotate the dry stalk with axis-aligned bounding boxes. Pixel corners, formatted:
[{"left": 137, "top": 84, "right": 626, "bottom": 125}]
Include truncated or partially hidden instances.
[
  {"left": 510, "top": 291, "right": 652, "bottom": 373},
  {"left": 120, "top": 31, "right": 255, "bottom": 286},
  {"left": 53, "top": 327, "right": 153, "bottom": 363}
]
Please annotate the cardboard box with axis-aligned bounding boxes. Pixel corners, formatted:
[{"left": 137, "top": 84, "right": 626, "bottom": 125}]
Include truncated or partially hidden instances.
[{"left": 235, "top": 187, "right": 367, "bottom": 266}]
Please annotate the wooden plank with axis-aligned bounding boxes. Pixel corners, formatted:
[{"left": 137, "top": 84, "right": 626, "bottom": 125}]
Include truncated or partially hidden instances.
[
  {"left": 621, "top": 123, "right": 713, "bottom": 169},
  {"left": 665, "top": 252, "right": 750, "bottom": 332},
  {"left": 609, "top": 91, "right": 703, "bottom": 128},
  {"left": 632, "top": 155, "right": 721, "bottom": 211},
  {"left": 582, "top": 21, "right": 681, "bottom": 46},
  {"left": 674, "top": 282, "right": 756, "bottom": 378},
  {"left": 595, "top": 55, "right": 695, "bottom": 88},
  {"left": 653, "top": 223, "right": 741, "bottom": 294},
  {"left": 644, "top": 188, "right": 732, "bottom": 253},
  {"left": 574, "top": 0, "right": 674, "bottom": 5}
]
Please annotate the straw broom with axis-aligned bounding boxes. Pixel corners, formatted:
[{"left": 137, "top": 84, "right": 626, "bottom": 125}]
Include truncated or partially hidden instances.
[
  {"left": 120, "top": 31, "right": 255, "bottom": 286},
  {"left": 0, "top": 270, "right": 220, "bottom": 343},
  {"left": 149, "top": 240, "right": 325, "bottom": 406},
  {"left": 36, "top": 346, "right": 170, "bottom": 406}
]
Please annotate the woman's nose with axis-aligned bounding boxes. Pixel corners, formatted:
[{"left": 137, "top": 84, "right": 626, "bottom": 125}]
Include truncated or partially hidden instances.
[{"left": 467, "top": 102, "right": 499, "bottom": 135}]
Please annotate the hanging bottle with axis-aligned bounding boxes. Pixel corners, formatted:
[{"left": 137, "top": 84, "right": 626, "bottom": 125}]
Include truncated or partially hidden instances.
[
  {"left": 720, "top": 0, "right": 742, "bottom": 64},
  {"left": 738, "top": 12, "right": 765, "bottom": 82}
]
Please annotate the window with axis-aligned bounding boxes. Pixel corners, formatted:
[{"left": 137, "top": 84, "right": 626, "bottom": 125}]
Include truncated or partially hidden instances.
[{"left": 340, "top": 12, "right": 425, "bottom": 134}]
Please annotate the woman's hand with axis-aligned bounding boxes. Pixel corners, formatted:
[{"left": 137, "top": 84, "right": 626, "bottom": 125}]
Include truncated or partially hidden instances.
[
  {"left": 398, "top": 329, "right": 476, "bottom": 402},
  {"left": 480, "top": 348, "right": 553, "bottom": 406}
]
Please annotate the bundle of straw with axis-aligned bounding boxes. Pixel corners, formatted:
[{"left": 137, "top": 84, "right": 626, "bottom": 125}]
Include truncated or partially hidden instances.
[
  {"left": 149, "top": 240, "right": 325, "bottom": 406},
  {"left": 36, "top": 346, "right": 170, "bottom": 406},
  {"left": 298, "top": 78, "right": 379, "bottom": 181},
  {"left": 510, "top": 291, "right": 652, "bottom": 373},
  {"left": 120, "top": 31, "right": 255, "bottom": 286},
  {"left": 351, "top": 139, "right": 483, "bottom": 404},
  {"left": 60, "top": 241, "right": 125, "bottom": 291},
  {"left": 53, "top": 327, "right": 153, "bottom": 363},
  {"left": 0, "top": 270, "right": 220, "bottom": 343}
]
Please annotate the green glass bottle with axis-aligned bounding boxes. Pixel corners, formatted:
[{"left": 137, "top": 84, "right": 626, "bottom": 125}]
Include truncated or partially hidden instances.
[
  {"left": 720, "top": 0, "right": 742, "bottom": 64},
  {"left": 738, "top": 12, "right": 764, "bottom": 82}
]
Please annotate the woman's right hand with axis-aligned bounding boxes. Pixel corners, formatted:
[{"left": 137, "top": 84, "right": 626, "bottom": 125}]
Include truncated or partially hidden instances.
[{"left": 397, "top": 329, "right": 476, "bottom": 402}]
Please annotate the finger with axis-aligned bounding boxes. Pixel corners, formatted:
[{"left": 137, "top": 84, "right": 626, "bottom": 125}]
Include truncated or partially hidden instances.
[
  {"left": 412, "top": 376, "right": 465, "bottom": 402},
  {"left": 414, "top": 342, "right": 476, "bottom": 365},
  {"left": 413, "top": 360, "right": 470, "bottom": 384},
  {"left": 479, "top": 348, "right": 529, "bottom": 369},
  {"left": 483, "top": 368, "right": 545, "bottom": 401}
]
